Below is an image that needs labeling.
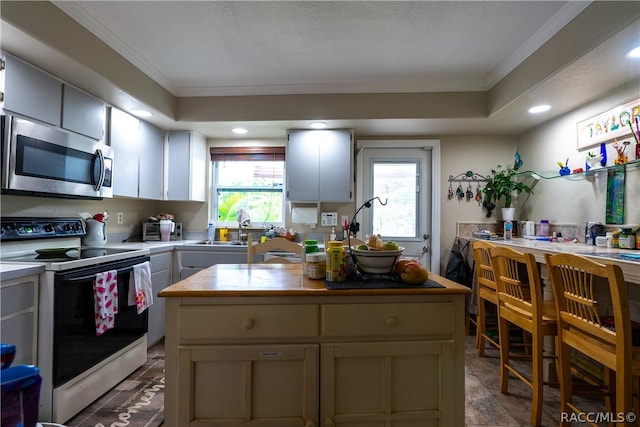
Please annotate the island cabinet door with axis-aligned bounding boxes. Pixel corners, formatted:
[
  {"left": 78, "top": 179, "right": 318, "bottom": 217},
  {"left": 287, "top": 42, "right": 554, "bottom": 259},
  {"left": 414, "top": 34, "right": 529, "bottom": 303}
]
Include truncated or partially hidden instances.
[
  {"left": 321, "top": 341, "right": 455, "bottom": 427},
  {"left": 177, "top": 344, "right": 319, "bottom": 427}
]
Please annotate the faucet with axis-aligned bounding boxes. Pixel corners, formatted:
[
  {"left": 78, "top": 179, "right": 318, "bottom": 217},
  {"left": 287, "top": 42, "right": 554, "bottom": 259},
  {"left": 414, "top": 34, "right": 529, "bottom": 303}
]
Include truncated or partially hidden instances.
[{"left": 239, "top": 219, "right": 250, "bottom": 242}]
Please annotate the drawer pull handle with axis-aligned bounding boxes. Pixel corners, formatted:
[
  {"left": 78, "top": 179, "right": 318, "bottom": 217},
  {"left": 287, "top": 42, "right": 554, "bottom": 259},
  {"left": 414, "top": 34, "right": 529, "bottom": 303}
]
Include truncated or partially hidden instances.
[
  {"left": 386, "top": 316, "right": 397, "bottom": 327},
  {"left": 243, "top": 318, "right": 255, "bottom": 329}
]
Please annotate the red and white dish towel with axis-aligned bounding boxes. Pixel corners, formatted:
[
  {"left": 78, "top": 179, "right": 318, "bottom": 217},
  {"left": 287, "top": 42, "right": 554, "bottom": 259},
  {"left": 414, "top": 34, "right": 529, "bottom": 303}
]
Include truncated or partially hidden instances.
[
  {"left": 93, "top": 270, "right": 119, "bottom": 336},
  {"left": 128, "top": 261, "right": 153, "bottom": 314}
]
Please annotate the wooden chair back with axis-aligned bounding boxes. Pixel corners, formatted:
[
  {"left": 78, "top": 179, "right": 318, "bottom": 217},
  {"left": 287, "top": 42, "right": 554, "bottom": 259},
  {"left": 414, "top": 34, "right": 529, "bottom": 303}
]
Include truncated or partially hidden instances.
[
  {"left": 323, "top": 235, "right": 365, "bottom": 250},
  {"left": 472, "top": 240, "right": 497, "bottom": 295},
  {"left": 490, "top": 246, "right": 540, "bottom": 325},
  {"left": 246, "top": 234, "right": 302, "bottom": 264},
  {"left": 544, "top": 252, "right": 636, "bottom": 422},
  {"left": 544, "top": 252, "right": 631, "bottom": 368}
]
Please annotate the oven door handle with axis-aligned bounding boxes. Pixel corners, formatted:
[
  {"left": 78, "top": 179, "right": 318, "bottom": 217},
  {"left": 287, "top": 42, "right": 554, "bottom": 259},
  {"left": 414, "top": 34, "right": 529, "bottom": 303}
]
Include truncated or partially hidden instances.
[{"left": 64, "top": 265, "right": 135, "bottom": 283}]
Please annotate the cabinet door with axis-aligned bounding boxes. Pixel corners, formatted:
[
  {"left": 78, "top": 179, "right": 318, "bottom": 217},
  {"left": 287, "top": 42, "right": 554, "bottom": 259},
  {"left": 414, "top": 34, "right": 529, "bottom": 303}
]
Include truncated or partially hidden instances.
[
  {"left": 148, "top": 252, "right": 172, "bottom": 346},
  {"left": 319, "top": 129, "right": 353, "bottom": 201},
  {"left": 177, "top": 345, "right": 318, "bottom": 427},
  {"left": 321, "top": 341, "right": 454, "bottom": 427},
  {"left": 166, "top": 131, "right": 206, "bottom": 201},
  {"left": 138, "top": 120, "right": 164, "bottom": 200},
  {"left": 3, "top": 54, "right": 62, "bottom": 126},
  {"left": 286, "top": 129, "right": 353, "bottom": 202},
  {"left": 61, "top": 84, "right": 105, "bottom": 140},
  {"left": 286, "top": 130, "right": 320, "bottom": 201},
  {"left": 110, "top": 107, "right": 140, "bottom": 197},
  {"left": 0, "top": 275, "right": 38, "bottom": 366}
]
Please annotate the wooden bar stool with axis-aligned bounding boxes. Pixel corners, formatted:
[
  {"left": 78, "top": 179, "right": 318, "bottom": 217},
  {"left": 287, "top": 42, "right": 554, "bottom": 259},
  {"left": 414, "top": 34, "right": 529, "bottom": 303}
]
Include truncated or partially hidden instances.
[
  {"left": 545, "top": 253, "right": 640, "bottom": 427},
  {"left": 490, "top": 246, "right": 558, "bottom": 427},
  {"left": 471, "top": 240, "right": 500, "bottom": 356}
]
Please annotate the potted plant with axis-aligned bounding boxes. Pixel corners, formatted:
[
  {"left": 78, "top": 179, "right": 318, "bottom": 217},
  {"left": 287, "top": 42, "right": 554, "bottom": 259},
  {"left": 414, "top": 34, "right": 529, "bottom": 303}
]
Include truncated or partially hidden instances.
[{"left": 482, "top": 164, "right": 533, "bottom": 219}]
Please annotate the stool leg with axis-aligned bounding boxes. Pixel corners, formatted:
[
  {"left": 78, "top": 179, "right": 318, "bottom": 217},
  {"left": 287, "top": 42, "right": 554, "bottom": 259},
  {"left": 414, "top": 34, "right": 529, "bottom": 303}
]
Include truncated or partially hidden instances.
[
  {"left": 499, "top": 316, "right": 510, "bottom": 394},
  {"left": 531, "top": 333, "right": 544, "bottom": 427},
  {"left": 477, "top": 298, "right": 485, "bottom": 355}
]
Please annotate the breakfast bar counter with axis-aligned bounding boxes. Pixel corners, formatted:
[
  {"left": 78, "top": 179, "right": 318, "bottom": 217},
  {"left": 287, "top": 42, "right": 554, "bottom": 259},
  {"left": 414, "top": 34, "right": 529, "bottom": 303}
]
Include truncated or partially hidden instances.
[{"left": 160, "top": 263, "right": 470, "bottom": 427}]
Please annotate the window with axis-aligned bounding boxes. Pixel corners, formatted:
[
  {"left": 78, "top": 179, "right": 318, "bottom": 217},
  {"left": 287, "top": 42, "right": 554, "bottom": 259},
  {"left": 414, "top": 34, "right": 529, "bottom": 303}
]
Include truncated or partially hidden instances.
[
  {"left": 211, "top": 147, "right": 285, "bottom": 226},
  {"left": 371, "top": 160, "right": 419, "bottom": 238}
]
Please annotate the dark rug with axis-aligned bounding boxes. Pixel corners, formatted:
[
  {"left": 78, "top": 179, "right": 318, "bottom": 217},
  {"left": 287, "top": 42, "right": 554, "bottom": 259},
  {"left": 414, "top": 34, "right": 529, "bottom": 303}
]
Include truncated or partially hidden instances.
[{"left": 65, "top": 342, "right": 164, "bottom": 427}]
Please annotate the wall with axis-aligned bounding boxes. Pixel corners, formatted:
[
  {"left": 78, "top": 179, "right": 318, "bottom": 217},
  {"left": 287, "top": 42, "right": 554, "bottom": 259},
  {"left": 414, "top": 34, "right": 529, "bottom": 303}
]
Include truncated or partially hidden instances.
[
  {"left": 0, "top": 194, "right": 157, "bottom": 242},
  {"left": 439, "top": 135, "right": 518, "bottom": 270},
  {"left": 516, "top": 82, "right": 639, "bottom": 228}
]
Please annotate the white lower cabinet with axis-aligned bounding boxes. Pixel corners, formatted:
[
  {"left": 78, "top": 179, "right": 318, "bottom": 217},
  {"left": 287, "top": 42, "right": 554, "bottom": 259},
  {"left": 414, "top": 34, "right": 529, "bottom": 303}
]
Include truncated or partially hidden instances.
[
  {"left": 321, "top": 341, "right": 453, "bottom": 427},
  {"left": 0, "top": 274, "right": 39, "bottom": 366},
  {"left": 165, "top": 298, "right": 464, "bottom": 427},
  {"left": 177, "top": 344, "right": 318, "bottom": 426},
  {"left": 147, "top": 251, "right": 172, "bottom": 346}
]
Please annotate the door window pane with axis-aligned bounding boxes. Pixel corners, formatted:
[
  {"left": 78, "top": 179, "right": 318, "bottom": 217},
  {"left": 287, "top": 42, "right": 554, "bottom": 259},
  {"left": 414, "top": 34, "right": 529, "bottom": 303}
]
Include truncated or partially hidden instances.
[{"left": 371, "top": 162, "right": 418, "bottom": 238}]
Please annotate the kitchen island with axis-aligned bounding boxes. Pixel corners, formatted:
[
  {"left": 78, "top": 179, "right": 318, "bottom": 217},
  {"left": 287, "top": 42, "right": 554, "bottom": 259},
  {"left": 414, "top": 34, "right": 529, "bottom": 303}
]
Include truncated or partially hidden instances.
[{"left": 159, "top": 263, "right": 470, "bottom": 427}]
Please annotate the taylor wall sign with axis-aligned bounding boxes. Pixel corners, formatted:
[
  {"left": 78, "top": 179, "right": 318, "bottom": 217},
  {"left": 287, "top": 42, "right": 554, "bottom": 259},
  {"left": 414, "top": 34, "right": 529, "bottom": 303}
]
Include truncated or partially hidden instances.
[{"left": 577, "top": 98, "right": 640, "bottom": 149}]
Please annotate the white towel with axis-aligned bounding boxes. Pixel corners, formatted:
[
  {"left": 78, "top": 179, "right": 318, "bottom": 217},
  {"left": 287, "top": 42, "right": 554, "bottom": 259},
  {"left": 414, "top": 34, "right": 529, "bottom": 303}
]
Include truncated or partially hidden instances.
[
  {"left": 93, "top": 270, "right": 119, "bottom": 336},
  {"left": 128, "top": 261, "right": 153, "bottom": 314}
]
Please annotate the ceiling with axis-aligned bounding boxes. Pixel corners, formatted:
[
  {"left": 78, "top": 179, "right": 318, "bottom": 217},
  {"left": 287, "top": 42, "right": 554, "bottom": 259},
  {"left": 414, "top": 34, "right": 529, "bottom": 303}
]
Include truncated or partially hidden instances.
[{"left": 2, "top": 1, "right": 640, "bottom": 139}]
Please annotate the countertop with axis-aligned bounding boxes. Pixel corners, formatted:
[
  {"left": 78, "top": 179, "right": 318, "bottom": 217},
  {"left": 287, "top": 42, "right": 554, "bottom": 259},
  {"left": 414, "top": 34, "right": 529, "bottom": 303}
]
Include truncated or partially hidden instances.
[
  {"left": 0, "top": 263, "right": 45, "bottom": 281},
  {"left": 464, "top": 236, "right": 640, "bottom": 284},
  {"left": 159, "top": 263, "right": 471, "bottom": 297}
]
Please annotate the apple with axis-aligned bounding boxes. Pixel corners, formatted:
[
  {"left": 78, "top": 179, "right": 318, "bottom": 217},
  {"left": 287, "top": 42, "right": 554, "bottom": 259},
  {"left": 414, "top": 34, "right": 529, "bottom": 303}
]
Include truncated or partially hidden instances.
[
  {"left": 384, "top": 241, "right": 399, "bottom": 250},
  {"left": 394, "top": 259, "right": 429, "bottom": 285},
  {"left": 356, "top": 244, "right": 368, "bottom": 250}
]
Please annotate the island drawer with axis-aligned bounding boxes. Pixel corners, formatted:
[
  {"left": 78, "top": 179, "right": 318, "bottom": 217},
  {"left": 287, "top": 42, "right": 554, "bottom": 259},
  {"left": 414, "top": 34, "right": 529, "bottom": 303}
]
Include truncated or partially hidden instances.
[
  {"left": 321, "top": 302, "right": 454, "bottom": 338},
  {"left": 179, "top": 304, "right": 319, "bottom": 340}
]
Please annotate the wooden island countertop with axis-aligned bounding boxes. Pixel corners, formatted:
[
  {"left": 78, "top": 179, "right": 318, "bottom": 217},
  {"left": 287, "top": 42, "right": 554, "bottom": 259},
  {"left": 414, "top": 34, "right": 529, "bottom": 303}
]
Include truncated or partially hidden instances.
[
  {"left": 160, "top": 263, "right": 470, "bottom": 426},
  {"left": 159, "top": 263, "right": 471, "bottom": 298}
]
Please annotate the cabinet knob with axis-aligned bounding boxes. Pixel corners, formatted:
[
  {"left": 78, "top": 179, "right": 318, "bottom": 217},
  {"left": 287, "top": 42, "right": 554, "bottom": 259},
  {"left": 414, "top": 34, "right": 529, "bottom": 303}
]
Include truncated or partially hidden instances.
[
  {"left": 386, "top": 316, "right": 397, "bottom": 327},
  {"left": 324, "top": 418, "right": 335, "bottom": 427},
  {"left": 243, "top": 318, "right": 255, "bottom": 329}
]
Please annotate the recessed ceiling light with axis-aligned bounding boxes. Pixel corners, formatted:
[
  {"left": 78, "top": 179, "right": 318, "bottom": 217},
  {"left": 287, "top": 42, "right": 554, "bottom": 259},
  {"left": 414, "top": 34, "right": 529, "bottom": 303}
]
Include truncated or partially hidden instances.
[
  {"left": 528, "top": 104, "right": 551, "bottom": 114},
  {"left": 625, "top": 45, "right": 640, "bottom": 59},
  {"left": 232, "top": 127, "right": 248, "bottom": 134},
  {"left": 310, "top": 121, "right": 327, "bottom": 129},
  {"left": 130, "top": 108, "right": 152, "bottom": 117}
]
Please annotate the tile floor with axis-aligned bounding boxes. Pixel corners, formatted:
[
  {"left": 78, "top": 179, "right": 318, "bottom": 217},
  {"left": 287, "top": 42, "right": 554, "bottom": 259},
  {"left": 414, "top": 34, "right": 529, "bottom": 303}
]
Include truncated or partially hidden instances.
[{"left": 70, "top": 335, "right": 609, "bottom": 427}]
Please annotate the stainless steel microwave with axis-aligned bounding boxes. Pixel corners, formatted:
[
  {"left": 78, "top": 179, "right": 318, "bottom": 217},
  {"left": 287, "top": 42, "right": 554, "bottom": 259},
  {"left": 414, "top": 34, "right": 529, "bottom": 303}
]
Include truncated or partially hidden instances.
[{"left": 1, "top": 115, "right": 113, "bottom": 199}]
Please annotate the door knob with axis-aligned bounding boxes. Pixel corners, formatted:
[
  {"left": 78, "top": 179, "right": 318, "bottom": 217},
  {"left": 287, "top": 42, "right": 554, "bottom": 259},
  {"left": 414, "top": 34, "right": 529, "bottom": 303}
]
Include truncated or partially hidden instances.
[{"left": 423, "top": 233, "right": 430, "bottom": 240}]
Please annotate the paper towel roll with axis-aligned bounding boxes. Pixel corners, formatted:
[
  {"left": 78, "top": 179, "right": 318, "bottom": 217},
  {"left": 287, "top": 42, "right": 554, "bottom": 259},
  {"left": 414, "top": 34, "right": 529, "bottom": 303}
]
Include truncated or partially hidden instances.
[{"left": 291, "top": 207, "right": 318, "bottom": 224}]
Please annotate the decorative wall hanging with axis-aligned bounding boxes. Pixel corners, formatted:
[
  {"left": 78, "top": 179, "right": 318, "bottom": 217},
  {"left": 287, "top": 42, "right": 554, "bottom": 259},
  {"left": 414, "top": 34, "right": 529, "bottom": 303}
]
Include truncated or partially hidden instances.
[
  {"left": 605, "top": 165, "right": 625, "bottom": 225},
  {"left": 577, "top": 98, "right": 640, "bottom": 149}
]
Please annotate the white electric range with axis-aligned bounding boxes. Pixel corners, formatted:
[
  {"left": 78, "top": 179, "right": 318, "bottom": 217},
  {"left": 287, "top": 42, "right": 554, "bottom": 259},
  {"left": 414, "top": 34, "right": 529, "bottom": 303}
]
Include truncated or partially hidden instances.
[{"left": 1, "top": 217, "right": 150, "bottom": 423}]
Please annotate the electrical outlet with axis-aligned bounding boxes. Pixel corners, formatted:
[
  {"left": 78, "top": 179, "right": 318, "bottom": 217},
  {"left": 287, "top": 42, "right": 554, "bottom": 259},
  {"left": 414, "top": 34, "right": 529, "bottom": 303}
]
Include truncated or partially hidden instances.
[{"left": 117, "top": 212, "right": 124, "bottom": 224}]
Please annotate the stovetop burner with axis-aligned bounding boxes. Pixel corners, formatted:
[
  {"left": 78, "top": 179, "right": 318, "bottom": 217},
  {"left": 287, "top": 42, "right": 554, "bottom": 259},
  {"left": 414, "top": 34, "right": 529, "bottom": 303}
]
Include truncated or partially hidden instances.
[{"left": 4, "top": 247, "right": 141, "bottom": 263}]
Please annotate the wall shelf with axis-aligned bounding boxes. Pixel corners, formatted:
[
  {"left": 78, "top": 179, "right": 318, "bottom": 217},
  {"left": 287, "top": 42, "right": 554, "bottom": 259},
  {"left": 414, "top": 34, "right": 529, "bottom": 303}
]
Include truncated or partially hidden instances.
[{"left": 517, "top": 159, "right": 640, "bottom": 181}]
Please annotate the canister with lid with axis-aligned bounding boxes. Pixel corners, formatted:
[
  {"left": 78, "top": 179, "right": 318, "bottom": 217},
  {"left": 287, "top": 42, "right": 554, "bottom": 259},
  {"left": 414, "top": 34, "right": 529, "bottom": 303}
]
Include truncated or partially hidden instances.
[
  {"left": 306, "top": 252, "right": 326, "bottom": 279},
  {"left": 302, "top": 240, "right": 319, "bottom": 276},
  {"left": 619, "top": 228, "right": 634, "bottom": 249},
  {"left": 326, "top": 241, "right": 346, "bottom": 282}
]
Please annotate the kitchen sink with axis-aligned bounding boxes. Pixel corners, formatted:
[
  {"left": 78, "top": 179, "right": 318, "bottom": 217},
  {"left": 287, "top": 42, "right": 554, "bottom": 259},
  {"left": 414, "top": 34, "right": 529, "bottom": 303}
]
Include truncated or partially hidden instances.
[{"left": 196, "top": 240, "right": 247, "bottom": 246}]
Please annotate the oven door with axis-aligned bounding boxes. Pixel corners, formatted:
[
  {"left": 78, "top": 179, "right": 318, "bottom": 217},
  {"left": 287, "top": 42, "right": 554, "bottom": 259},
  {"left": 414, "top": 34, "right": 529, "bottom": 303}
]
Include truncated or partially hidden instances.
[
  {"left": 1, "top": 115, "right": 113, "bottom": 199},
  {"left": 52, "top": 256, "right": 149, "bottom": 386}
]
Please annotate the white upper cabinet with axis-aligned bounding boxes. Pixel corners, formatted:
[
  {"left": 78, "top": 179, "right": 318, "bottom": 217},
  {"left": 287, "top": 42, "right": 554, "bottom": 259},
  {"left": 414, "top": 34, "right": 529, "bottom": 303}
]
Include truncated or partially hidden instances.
[
  {"left": 3, "top": 53, "right": 62, "bottom": 126},
  {"left": 286, "top": 129, "right": 354, "bottom": 202},
  {"left": 165, "top": 131, "right": 206, "bottom": 202},
  {"left": 138, "top": 120, "right": 164, "bottom": 200},
  {"left": 61, "top": 84, "right": 105, "bottom": 140},
  {"left": 109, "top": 107, "right": 140, "bottom": 198}
]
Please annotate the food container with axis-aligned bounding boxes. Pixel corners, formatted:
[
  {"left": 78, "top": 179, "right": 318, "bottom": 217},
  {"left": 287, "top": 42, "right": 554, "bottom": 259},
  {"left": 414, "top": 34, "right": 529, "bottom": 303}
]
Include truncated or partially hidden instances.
[
  {"left": 326, "top": 241, "right": 346, "bottom": 281},
  {"left": 619, "top": 228, "right": 634, "bottom": 249},
  {"left": 306, "top": 252, "right": 326, "bottom": 279}
]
